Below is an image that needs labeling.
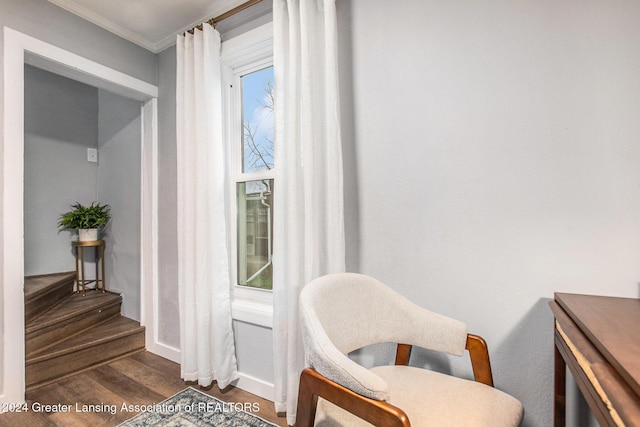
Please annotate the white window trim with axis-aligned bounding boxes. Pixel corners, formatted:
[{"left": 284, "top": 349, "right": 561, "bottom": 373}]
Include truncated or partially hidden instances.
[{"left": 222, "top": 22, "right": 274, "bottom": 327}]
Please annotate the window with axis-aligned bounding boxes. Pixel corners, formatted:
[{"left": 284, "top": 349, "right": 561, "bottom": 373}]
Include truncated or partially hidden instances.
[
  {"left": 222, "top": 23, "right": 274, "bottom": 314},
  {"left": 237, "top": 66, "right": 274, "bottom": 291},
  {"left": 237, "top": 178, "right": 273, "bottom": 289}
]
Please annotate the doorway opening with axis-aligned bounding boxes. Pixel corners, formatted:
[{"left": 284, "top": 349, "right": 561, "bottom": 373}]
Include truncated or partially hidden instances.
[
  {"left": 24, "top": 65, "right": 142, "bottom": 319},
  {"left": 1, "top": 27, "right": 158, "bottom": 404}
]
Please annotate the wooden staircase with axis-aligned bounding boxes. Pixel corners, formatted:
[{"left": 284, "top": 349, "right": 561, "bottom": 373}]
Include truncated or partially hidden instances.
[{"left": 24, "top": 272, "right": 145, "bottom": 390}]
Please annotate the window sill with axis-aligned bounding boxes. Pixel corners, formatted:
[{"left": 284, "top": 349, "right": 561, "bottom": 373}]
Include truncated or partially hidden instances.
[{"left": 231, "top": 299, "right": 273, "bottom": 328}]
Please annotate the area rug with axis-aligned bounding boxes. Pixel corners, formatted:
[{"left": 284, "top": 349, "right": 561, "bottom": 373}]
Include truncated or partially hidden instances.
[{"left": 118, "top": 387, "right": 279, "bottom": 427}]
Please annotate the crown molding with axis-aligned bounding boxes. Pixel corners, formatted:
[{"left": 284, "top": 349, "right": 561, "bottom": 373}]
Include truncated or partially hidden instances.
[
  {"left": 48, "top": 0, "right": 160, "bottom": 52},
  {"left": 47, "top": 0, "right": 260, "bottom": 54}
]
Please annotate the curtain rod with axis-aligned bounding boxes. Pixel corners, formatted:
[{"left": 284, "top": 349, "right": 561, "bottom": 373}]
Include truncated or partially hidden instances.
[{"left": 186, "top": 0, "right": 264, "bottom": 34}]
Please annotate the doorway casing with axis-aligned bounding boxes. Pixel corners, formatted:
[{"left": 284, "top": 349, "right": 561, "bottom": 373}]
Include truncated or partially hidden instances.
[{"left": 1, "top": 27, "right": 159, "bottom": 404}]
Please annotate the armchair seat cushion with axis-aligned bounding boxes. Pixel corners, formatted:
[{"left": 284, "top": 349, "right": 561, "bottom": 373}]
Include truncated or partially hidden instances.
[{"left": 315, "top": 365, "right": 523, "bottom": 427}]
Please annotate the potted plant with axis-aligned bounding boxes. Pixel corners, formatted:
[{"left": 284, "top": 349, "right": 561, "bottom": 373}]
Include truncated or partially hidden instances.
[{"left": 58, "top": 202, "right": 111, "bottom": 242}]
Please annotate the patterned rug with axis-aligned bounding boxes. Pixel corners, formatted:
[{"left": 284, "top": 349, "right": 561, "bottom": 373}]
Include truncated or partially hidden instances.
[{"left": 118, "top": 387, "right": 279, "bottom": 427}]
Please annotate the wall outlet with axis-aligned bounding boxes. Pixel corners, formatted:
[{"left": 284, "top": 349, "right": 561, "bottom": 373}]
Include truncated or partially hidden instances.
[{"left": 87, "top": 148, "right": 98, "bottom": 163}]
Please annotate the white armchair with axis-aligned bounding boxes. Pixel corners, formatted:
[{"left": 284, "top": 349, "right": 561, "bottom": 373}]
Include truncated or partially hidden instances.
[{"left": 296, "top": 273, "right": 523, "bottom": 426}]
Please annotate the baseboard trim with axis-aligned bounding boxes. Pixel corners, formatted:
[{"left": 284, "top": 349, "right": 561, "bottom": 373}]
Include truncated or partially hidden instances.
[
  {"left": 147, "top": 340, "right": 180, "bottom": 364},
  {"left": 147, "top": 344, "right": 275, "bottom": 402},
  {"left": 232, "top": 372, "right": 275, "bottom": 402}
]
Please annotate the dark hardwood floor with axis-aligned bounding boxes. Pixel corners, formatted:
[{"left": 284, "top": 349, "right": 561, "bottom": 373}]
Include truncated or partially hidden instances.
[{"left": 0, "top": 351, "right": 288, "bottom": 427}]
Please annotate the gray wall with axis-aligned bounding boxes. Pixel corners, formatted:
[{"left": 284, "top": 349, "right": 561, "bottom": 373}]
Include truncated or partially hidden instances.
[
  {"left": 0, "top": 0, "right": 155, "bottom": 394},
  {"left": 24, "top": 64, "right": 99, "bottom": 276},
  {"left": 338, "top": 1, "right": 640, "bottom": 426},
  {"left": 154, "top": 0, "right": 275, "bottom": 352},
  {"left": 0, "top": 0, "right": 152, "bottom": 400},
  {"left": 23, "top": 67, "right": 142, "bottom": 320},
  {"left": 97, "top": 89, "right": 141, "bottom": 320},
  {"left": 9, "top": 0, "right": 640, "bottom": 424},
  {"left": 0, "top": 0, "right": 156, "bottom": 85},
  {"left": 156, "top": 1, "right": 640, "bottom": 424},
  {"left": 157, "top": 45, "right": 180, "bottom": 347},
  {"left": 154, "top": 3, "right": 275, "bottom": 361}
]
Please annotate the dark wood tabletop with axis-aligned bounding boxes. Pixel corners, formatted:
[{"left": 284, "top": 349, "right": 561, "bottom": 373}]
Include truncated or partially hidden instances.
[{"left": 550, "top": 292, "right": 640, "bottom": 427}]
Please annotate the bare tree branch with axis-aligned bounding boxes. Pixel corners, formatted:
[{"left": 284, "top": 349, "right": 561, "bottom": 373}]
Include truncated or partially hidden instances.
[
  {"left": 243, "top": 121, "right": 273, "bottom": 170},
  {"left": 243, "top": 76, "right": 274, "bottom": 171},
  {"left": 258, "top": 80, "right": 274, "bottom": 112}
]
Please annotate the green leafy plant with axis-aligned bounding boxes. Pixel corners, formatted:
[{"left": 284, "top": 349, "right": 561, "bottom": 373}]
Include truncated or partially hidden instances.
[{"left": 58, "top": 202, "right": 111, "bottom": 229}]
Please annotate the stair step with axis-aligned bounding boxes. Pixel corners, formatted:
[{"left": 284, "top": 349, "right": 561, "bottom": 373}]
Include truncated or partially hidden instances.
[
  {"left": 24, "top": 272, "right": 76, "bottom": 323},
  {"left": 26, "top": 291, "right": 122, "bottom": 357},
  {"left": 26, "top": 316, "right": 145, "bottom": 390}
]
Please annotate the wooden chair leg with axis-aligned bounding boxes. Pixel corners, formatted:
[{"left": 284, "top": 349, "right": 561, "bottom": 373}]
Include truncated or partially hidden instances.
[
  {"left": 296, "top": 368, "right": 410, "bottom": 427},
  {"left": 296, "top": 369, "right": 320, "bottom": 427}
]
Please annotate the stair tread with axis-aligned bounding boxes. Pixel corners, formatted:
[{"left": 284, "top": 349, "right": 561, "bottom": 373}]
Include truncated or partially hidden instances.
[
  {"left": 26, "top": 290, "right": 121, "bottom": 332},
  {"left": 24, "top": 272, "right": 146, "bottom": 390},
  {"left": 24, "top": 271, "right": 75, "bottom": 302},
  {"left": 28, "top": 316, "right": 144, "bottom": 362}
]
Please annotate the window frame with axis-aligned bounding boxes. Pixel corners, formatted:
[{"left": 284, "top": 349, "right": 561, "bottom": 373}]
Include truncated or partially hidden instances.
[{"left": 221, "top": 22, "right": 274, "bottom": 326}]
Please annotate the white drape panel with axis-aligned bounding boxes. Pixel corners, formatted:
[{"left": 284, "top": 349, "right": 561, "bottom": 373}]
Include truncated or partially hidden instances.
[
  {"left": 176, "top": 24, "right": 238, "bottom": 390},
  {"left": 272, "top": 0, "right": 345, "bottom": 424}
]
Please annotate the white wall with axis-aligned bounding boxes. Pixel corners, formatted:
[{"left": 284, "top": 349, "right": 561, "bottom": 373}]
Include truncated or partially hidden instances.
[
  {"left": 339, "top": 0, "right": 640, "bottom": 426},
  {"left": 233, "top": 320, "right": 274, "bottom": 383}
]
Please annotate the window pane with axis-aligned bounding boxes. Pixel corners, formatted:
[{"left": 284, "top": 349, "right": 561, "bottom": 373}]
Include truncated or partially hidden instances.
[
  {"left": 237, "top": 179, "right": 273, "bottom": 290},
  {"left": 241, "top": 67, "right": 274, "bottom": 173}
]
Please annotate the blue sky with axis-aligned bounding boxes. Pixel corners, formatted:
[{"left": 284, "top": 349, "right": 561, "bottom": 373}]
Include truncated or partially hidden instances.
[
  {"left": 242, "top": 66, "right": 274, "bottom": 173},
  {"left": 242, "top": 66, "right": 273, "bottom": 119}
]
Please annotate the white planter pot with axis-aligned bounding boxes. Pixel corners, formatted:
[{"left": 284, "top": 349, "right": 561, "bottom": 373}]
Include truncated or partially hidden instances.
[{"left": 78, "top": 228, "right": 98, "bottom": 242}]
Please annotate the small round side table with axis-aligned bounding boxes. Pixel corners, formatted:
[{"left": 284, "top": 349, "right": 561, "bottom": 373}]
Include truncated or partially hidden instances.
[{"left": 73, "top": 240, "right": 106, "bottom": 296}]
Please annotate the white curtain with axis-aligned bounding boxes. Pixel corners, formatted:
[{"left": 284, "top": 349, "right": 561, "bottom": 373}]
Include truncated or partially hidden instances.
[
  {"left": 176, "top": 24, "right": 238, "bottom": 390},
  {"left": 272, "top": 0, "right": 345, "bottom": 424}
]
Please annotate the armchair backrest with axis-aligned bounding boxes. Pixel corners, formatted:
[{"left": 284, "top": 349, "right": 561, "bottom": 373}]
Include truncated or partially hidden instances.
[{"left": 299, "top": 273, "right": 468, "bottom": 400}]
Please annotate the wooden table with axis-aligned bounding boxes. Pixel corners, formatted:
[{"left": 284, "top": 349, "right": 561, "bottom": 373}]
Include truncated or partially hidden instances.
[
  {"left": 73, "top": 240, "right": 106, "bottom": 296},
  {"left": 550, "top": 293, "right": 640, "bottom": 426}
]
